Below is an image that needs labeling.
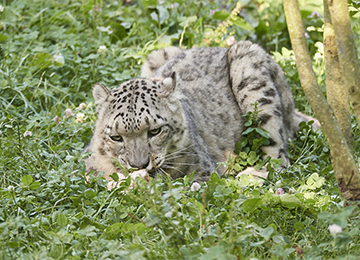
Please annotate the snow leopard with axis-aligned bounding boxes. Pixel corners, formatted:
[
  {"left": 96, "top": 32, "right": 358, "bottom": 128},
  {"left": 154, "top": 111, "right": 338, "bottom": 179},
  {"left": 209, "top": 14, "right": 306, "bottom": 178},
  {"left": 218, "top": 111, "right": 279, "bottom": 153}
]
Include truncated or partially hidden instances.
[{"left": 83, "top": 40, "right": 319, "bottom": 182}]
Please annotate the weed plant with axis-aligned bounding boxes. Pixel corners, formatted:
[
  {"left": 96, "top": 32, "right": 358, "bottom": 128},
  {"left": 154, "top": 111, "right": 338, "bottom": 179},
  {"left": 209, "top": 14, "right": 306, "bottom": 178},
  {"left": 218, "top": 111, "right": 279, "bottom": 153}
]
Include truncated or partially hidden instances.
[{"left": 1, "top": 0, "right": 360, "bottom": 259}]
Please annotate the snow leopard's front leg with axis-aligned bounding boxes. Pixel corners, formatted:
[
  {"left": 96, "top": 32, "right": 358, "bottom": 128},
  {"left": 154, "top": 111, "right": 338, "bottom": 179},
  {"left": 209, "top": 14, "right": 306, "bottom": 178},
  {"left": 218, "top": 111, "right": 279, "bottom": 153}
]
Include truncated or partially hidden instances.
[{"left": 227, "top": 41, "right": 294, "bottom": 169}]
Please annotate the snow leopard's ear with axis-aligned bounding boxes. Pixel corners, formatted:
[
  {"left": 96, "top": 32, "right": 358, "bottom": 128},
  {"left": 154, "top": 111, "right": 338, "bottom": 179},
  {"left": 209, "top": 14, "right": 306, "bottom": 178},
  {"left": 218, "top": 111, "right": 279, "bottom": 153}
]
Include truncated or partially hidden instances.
[
  {"left": 159, "top": 71, "right": 176, "bottom": 97},
  {"left": 93, "top": 83, "right": 111, "bottom": 105}
]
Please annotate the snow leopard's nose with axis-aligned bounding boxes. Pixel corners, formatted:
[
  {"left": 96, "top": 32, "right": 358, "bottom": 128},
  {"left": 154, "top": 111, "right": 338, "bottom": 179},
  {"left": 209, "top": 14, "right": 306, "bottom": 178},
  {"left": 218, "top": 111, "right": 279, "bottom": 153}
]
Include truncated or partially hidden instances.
[{"left": 129, "top": 158, "right": 150, "bottom": 170}]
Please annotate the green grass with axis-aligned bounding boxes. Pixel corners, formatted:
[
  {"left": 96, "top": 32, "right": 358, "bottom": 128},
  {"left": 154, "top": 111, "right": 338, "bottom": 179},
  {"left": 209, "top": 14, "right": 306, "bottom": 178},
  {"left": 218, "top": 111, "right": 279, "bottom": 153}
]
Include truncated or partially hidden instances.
[{"left": 1, "top": 0, "right": 360, "bottom": 259}]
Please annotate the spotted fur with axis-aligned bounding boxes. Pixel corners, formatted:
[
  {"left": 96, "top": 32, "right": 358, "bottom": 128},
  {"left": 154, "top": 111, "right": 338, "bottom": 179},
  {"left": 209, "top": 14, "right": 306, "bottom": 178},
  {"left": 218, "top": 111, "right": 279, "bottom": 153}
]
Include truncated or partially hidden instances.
[{"left": 84, "top": 41, "right": 318, "bottom": 182}]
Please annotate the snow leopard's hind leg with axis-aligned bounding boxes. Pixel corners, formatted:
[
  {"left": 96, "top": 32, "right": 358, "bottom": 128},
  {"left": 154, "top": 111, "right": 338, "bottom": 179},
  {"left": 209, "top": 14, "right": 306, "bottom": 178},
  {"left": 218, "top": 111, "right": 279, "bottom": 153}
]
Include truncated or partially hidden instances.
[{"left": 227, "top": 41, "right": 296, "bottom": 171}]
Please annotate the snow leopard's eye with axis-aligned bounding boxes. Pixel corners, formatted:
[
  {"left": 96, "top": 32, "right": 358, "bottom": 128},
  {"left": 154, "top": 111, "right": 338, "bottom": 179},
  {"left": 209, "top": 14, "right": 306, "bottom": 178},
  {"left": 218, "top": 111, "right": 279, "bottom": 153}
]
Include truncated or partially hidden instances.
[
  {"left": 149, "top": 127, "right": 162, "bottom": 137},
  {"left": 109, "top": 135, "right": 123, "bottom": 142}
]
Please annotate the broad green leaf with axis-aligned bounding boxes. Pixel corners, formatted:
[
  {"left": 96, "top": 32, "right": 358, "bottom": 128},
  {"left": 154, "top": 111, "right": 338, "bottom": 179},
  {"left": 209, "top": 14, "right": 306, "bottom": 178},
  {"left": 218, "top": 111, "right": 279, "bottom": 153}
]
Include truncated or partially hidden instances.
[
  {"left": 252, "top": 137, "right": 268, "bottom": 151},
  {"left": 294, "top": 222, "right": 305, "bottom": 231},
  {"left": 270, "top": 244, "right": 295, "bottom": 257},
  {"left": 57, "top": 230, "right": 74, "bottom": 244},
  {"left": 77, "top": 225, "right": 97, "bottom": 237},
  {"left": 214, "top": 185, "right": 233, "bottom": 198},
  {"left": 244, "top": 120, "right": 252, "bottom": 126},
  {"left": 255, "top": 128, "right": 270, "bottom": 138},
  {"left": 239, "top": 151, "right": 248, "bottom": 159},
  {"left": 238, "top": 173, "right": 250, "bottom": 186},
  {"left": 247, "top": 151, "right": 258, "bottom": 165},
  {"left": 235, "top": 138, "right": 248, "bottom": 152},
  {"left": 22, "top": 175, "right": 33, "bottom": 186},
  {"left": 251, "top": 189, "right": 261, "bottom": 198},
  {"left": 209, "top": 171, "right": 221, "bottom": 182},
  {"left": 259, "top": 226, "right": 274, "bottom": 241},
  {"left": 242, "top": 198, "right": 262, "bottom": 213},
  {"left": 31, "top": 53, "right": 53, "bottom": 69},
  {"left": 103, "top": 223, "right": 127, "bottom": 239},
  {"left": 57, "top": 213, "right": 68, "bottom": 227},
  {"left": 150, "top": 6, "right": 169, "bottom": 24},
  {"left": 30, "top": 181, "right": 41, "bottom": 190},
  {"left": 158, "top": 31, "right": 181, "bottom": 44},
  {"left": 212, "top": 11, "right": 230, "bottom": 21},
  {"left": 141, "top": 0, "right": 157, "bottom": 9},
  {"left": 199, "top": 244, "right": 236, "bottom": 260},
  {"left": 108, "top": 21, "right": 127, "bottom": 43},
  {"left": 300, "top": 172, "right": 325, "bottom": 190},
  {"left": 270, "top": 158, "right": 283, "bottom": 168},
  {"left": 6, "top": 242, "right": 19, "bottom": 248},
  {"left": 272, "top": 235, "right": 291, "bottom": 244},
  {"left": 280, "top": 194, "right": 302, "bottom": 208},
  {"left": 110, "top": 172, "right": 119, "bottom": 182},
  {"left": 241, "top": 127, "right": 255, "bottom": 135},
  {"left": 144, "top": 213, "right": 161, "bottom": 227},
  {"left": 85, "top": 189, "right": 96, "bottom": 199},
  {"left": 234, "top": 163, "right": 242, "bottom": 172},
  {"left": 239, "top": 159, "right": 248, "bottom": 166},
  {"left": 0, "top": 34, "right": 8, "bottom": 41},
  {"left": 178, "top": 16, "right": 197, "bottom": 27},
  {"left": 306, "top": 173, "right": 325, "bottom": 189},
  {"left": 232, "top": 18, "right": 253, "bottom": 31}
]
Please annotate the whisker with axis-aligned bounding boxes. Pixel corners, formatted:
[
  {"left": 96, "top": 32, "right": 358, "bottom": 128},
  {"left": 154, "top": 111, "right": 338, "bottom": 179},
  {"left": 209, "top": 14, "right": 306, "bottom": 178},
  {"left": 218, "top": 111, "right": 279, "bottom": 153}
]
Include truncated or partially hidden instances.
[
  {"left": 164, "top": 154, "right": 183, "bottom": 160},
  {"left": 165, "top": 153, "right": 196, "bottom": 161},
  {"left": 157, "top": 168, "right": 173, "bottom": 180},
  {"left": 156, "top": 168, "right": 165, "bottom": 176},
  {"left": 161, "top": 165, "right": 186, "bottom": 175},
  {"left": 168, "top": 162, "right": 198, "bottom": 166},
  {"left": 165, "top": 143, "right": 194, "bottom": 156}
]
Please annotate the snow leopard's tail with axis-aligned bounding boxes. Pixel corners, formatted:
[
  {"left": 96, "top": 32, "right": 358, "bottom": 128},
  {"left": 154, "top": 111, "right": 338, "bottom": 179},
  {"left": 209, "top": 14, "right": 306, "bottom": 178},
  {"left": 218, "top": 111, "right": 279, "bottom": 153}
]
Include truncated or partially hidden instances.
[{"left": 141, "top": 47, "right": 183, "bottom": 78}]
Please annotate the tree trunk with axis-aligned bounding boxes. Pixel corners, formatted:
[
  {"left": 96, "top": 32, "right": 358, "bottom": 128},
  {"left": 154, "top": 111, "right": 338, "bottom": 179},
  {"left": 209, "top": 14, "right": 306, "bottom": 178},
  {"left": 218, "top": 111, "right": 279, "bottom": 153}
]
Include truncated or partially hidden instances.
[
  {"left": 323, "top": 0, "right": 353, "bottom": 151},
  {"left": 282, "top": 0, "right": 360, "bottom": 200},
  {"left": 328, "top": 0, "right": 360, "bottom": 126}
]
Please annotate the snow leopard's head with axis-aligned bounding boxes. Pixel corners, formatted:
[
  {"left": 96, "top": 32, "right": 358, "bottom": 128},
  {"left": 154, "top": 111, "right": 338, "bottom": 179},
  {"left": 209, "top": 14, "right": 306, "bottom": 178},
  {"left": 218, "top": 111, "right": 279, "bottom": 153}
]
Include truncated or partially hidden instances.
[{"left": 92, "top": 73, "right": 187, "bottom": 176}]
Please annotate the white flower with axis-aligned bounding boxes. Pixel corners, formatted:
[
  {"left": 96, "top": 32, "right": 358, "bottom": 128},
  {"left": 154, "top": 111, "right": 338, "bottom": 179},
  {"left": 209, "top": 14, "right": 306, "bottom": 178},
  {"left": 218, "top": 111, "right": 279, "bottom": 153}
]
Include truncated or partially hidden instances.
[
  {"left": 328, "top": 224, "right": 342, "bottom": 234},
  {"left": 130, "top": 169, "right": 149, "bottom": 180},
  {"left": 190, "top": 182, "right": 201, "bottom": 191},
  {"left": 304, "top": 32, "right": 310, "bottom": 39},
  {"left": 8, "top": 185, "right": 15, "bottom": 192},
  {"left": 76, "top": 113, "right": 85, "bottom": 123},
  {"left": 53, "top": 53, "right": 64, "bottom": 66},
  {"left": 23, "top": 131, "right": 32, "bottom": 137},
  {"left": 0, "top": 5, "right": 4, "bottom": 12},
  {"left": 314, "top": 52, "right": 322, "bottom": 59},
  {"left": 79, "top": 103, "right": 87, "bottom": 109},
  {"left": 171, "top": 2, "right": 179, "bottom": 8},
  {"left": 311, "top": 11, "right": 320, "bottom": 18},
  {"left": 226, "top": 36, "right": 236, "bottom": 46},
  {"left": 97, "top": 45, "right": 107, "bottom": 54},
  {"left": 53, "top": 116, "right": 60, "bottom": 124},
  {"left": 96, "top": 26, "right": 112, "bottom": 35},
  {"left": 276, "top": 188, "right": 285, "bottom": 195},
  {"left": 65, "top": 108, "right": 74, "bottom": 118}
]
